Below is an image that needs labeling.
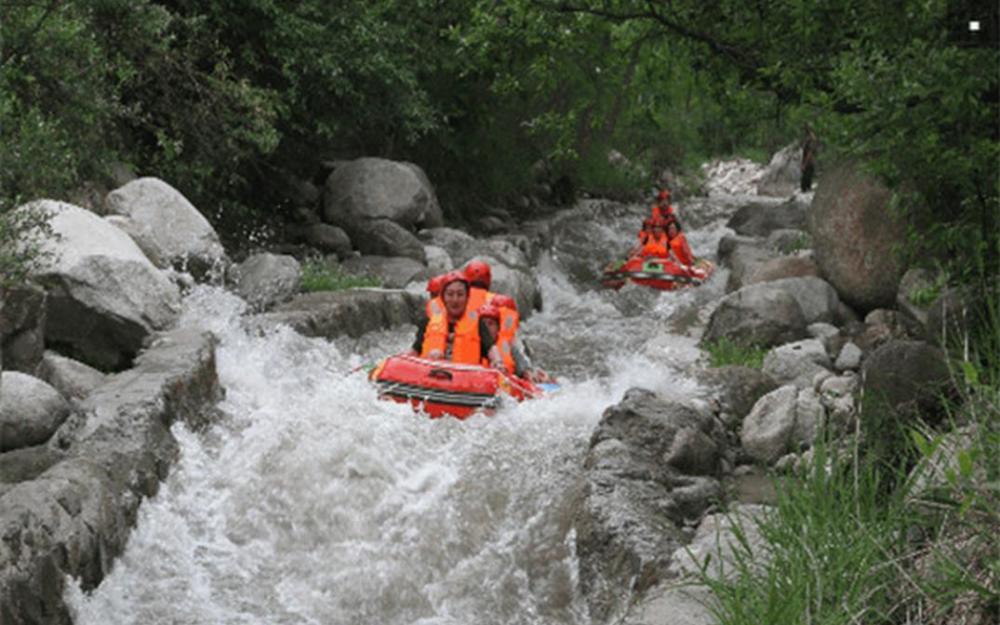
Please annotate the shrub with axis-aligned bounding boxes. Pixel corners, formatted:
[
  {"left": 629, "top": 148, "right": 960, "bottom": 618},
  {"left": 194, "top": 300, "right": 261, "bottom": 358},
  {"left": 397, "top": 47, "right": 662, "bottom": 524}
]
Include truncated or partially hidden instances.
[{"left": 705, "top": 337, "right": 767, "bottom": 369}]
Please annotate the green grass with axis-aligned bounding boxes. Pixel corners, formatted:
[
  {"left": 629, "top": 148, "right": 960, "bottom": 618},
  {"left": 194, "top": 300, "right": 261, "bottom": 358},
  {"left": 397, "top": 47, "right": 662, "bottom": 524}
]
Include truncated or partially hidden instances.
[
  {"left": 705, "top": 337, "right": 768, "bottom": 369},
  {"left": 697, "top": 295, "right": 1000, "bottom": 625},
  {"left": 299, "top": 258, "right": 381, "bottom": 292}
]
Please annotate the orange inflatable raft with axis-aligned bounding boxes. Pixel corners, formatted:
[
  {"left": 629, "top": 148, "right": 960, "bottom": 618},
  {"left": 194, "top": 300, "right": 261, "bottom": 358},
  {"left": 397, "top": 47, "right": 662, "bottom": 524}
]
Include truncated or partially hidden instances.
[
  {"left": 369, "top": 353, "right": 551, "bottom": 419},
  {"left": 601, "top": 256, "right": 714, "bottom": 291}
]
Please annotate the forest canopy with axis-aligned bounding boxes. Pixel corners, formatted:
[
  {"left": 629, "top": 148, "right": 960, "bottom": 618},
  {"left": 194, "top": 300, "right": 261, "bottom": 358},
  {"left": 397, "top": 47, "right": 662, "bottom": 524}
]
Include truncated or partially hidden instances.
[{"left": 1, "top": 0, "right": 996, "bottom": 280}]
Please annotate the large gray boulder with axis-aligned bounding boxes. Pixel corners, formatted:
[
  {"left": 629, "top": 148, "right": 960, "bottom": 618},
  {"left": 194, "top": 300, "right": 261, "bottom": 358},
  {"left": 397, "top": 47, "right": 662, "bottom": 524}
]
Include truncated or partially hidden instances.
[
  {"left": 349, "top": 219, "right": 426, "bottom": 263},
  {"left": 323, "top": 157, "right": 442, "bottom": 235},
  {"left": 810, "top": 160, "right": 906, "bottom": 312},
  {"left": 339, "top": 256, "right": 429, "bottom": 289},
  {"left": 0, "top": 282, "right": 46, "bottom": 375},
  {"left": 744, "top": 255, "right": 820, "bottom": 285},
  {"left": 19, "top": 201, "right": 181, "bottom": 371},
  {"left": 104, "top": 177, "right": 226, "bottom": 277},
  {"left": 0, "top": 372, "right": 71, "bottom": 452},
  {"left": 470, "top": 255, "right": 542, "bottom": 316},
  {"left": 756, "top": 143, "right": 802, "bottom": 197},
  {"left": 286, "top": 223, "right": 353, "bottom": 258},
  {"left": 231, "top": 253, "right": 302, "bottom": 311},
  {"left": 0, "top": 328, "right": 221, "bottom": 624},
  {"left": 717, "top": 235, "right": 780, "bottom": 293},
  {"left": 751, "top": 277, "right": 855, "bottom": 325},
  {"left": 861, "top": 340, "right": 953, "bottom": 420},
  {"left": 574, "top": 389, "right": 725, "bottom": 623},
  {"left": 740, "top": 385, "right": 799, "bottom": 464},
  {"left": 762, "top": 339, "right": 833, "bottom": 389},
  {"left": 702, "top": 286, "right": 808, "bottom": 349},
  {"left": 252, "top": 289, "right": 424, "bottom": 340}
]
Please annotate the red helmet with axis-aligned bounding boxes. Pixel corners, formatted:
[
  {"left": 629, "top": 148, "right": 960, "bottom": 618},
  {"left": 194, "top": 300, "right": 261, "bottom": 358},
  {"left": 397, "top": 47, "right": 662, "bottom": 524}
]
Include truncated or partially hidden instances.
[
  {"left": 440, "top": 270, "right": 468, "bottom": 292},
  {"left": 657, "top": 189, "right": 671, "bottom": 201},
  {"left": 464, "top": 260, "right": 492, "bottom": 289},
  {"left": 426, "top": 274, "right": 445, "bottom": 297},
  {"left": 478, "top": 303, "right": 500, "bottom": 321},
  {"left": 492, "top": 294, "right": 517, "bottom": 312}
]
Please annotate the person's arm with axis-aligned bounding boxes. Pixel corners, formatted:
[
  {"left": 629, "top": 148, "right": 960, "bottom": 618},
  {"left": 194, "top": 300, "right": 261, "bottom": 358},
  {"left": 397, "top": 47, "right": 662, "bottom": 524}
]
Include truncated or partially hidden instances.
[
  {"left": 477, "top": 318, "right": 496, "bottom": 360},
  {"left": 411, "top": 312, "right": 428, "bottom": 354},
  {"left": 511, "top": 340, "right": 532, "bottom": 377}
]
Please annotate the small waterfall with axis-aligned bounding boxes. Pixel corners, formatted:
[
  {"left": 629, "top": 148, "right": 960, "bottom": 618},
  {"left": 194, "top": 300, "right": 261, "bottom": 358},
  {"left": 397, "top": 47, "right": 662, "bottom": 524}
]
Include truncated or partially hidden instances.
[{"left": 66, "top": 193, "right": 744, "bottom": 625}]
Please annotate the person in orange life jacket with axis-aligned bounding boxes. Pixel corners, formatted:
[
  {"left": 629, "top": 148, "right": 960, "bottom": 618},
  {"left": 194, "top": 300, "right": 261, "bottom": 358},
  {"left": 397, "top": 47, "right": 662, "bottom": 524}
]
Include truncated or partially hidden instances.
[
  {"left": 412, "top": 271, "right": 495, "bottom": 363},
  {"left": 631, "top": 189, "right": 675, "bottom": 255},
  {"left": 478, "top": 301, "right": 551, "bottom": 382},
  {"left": 639, "top": 217, "right": 671, "bottom": 258},
  {"left": 463, "top": 259, "right": 497, "bottom": 311},
  {"left": 666, "top": 219, "right": 695, "bottom": 266},
  {"left": 424, "top": 273, "right": 447, "bottom": 318}
]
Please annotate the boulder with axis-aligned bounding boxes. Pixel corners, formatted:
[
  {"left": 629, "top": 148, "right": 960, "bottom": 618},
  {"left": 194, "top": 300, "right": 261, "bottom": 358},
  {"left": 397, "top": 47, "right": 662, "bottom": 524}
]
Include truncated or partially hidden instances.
[
  {"left": 231, "top": 253, "right": 302, "bottom": 311},
  {"left": 0, "top": 282, "right": 46, "bottom": 375},
  {"left": 339, "top": 256, "right": 429, "bottom": 289},
  {"left": 0, "top": 445, "right": 65, "bottom": 487},
  {"left": 695, "top": 366, "right": 780, "bottom": 428},
  {"left": 37, "top": 351, "right": 108, "bottom": 401},
  {"left": 717, "top": 235, "right": 780, "bottom": 293},
  {"left": 286, "top": 223, "right": 353, "bottom": 258},
  {"left": 861, "top": 340, "right": 953, "bottom": 420},
  {"left": 252, "top": 289, "right": 424, "bottom": 340},
  {"left": 348, "top": 218, "right": 426, "bottom": 263},
  {"left": 574, "top": 389, "right": 726, "bottom": 623},
  {"left": 741, "top": 385, "right": 799, "bottom": 464},
  {"left": 422, "top": 245, "right": 453, "bottom": 275},
  {"left": 819, "top": 373, "right": 859, "bottom": 435},
  {"left": 766, "top": 228, "right": 811, "bottom": 254},
  {"left": 834, "top": 342, "right": 863, "bottom": 371},
  {"left": 0, "top": 371, "right": 71, "bottom": 452},
  {"left": 727, "top": 197, "right": 808, "bottom": 236},
  {"left": 810, "top": 160, "right": 906, "bottom": 312},
  {"left": 702, "top": 286, "right": 808, "bottom": 349},
  {"left": 756, "top": 143, "right": 802, "bottom": 197},
  {"left": 0, "top": 328, "right": 221, "bottom": 624},
  {"left": 417, "top": 227, "right": 476, "bottom": 261},
  {"left": 762, "top": 339, "right": 832, "bottom": 389},
  {"left": 18, "top": 201, "right": 181, "bottom": 371},
  {"left": 755, "top": 277, "right": 855, "bottom": 325},
  {"left": 323, "top": 157, "right": 443, "bottom": 234},
  {"left": 744, "top": 255, "right": 820, "bottom": 285},
  {"left": 474, "top": 256, "right": 542, "bottom": 316},
  {"left": 104, "top": 177, "right": 226, "bottom": 277}
]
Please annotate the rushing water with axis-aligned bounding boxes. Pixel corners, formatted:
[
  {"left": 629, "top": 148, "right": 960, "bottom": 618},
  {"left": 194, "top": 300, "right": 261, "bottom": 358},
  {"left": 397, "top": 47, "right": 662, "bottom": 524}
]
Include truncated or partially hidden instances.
[{"left": 65, "top": 195, "right": 743, "bottom": 625}]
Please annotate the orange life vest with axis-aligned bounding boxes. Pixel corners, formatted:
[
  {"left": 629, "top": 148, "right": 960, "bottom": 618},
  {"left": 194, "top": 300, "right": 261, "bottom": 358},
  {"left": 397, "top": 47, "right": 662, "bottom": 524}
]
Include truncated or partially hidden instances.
[
  {"left": 670, "top": 232, "right": 694, "bottom": 266},
  {"left": 420, "top": 297, "right": 482, "bottom": 364},
  {"left": 489, "top": 306, "right": 519, "bottom": 374},
  {"left": 640, "top": 234, "right": 669, "bottom": 258}
]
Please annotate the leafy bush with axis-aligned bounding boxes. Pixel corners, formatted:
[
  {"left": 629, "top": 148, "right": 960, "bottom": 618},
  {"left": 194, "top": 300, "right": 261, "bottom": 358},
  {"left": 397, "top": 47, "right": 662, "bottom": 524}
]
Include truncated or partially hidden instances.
[
  {"left": 704, "top": 337, "right": 767, "bottom": 369},
  {"left": 0, "top": 202, "right": 54, "bottom": 289},
  {"left": 300, "top": 259, "right": 381, "bottom": 292}
]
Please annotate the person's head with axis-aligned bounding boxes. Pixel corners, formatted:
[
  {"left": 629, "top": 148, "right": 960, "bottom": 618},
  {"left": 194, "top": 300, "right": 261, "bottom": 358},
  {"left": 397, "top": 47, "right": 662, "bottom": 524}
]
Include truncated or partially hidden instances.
[
  {"left": 666, "top": 220, "right": 680, "bottom": 238},
  {"left": 657, "top": 189, "right": 671, "bottom": 202},
  {"left": 464, "top": 260, "right": 492, "bottom": 289},
  {"left": 441, "top": 271, "right": 470, "bottom": 318},
  {"left": 492, "top": 294, "right": 517, "bottom": 312},
  {"left": 426, "top": 274, "right": 445, "bottom": 298},
  {"left": 478, "top": 304, "right": 500, "bottom": 338}
]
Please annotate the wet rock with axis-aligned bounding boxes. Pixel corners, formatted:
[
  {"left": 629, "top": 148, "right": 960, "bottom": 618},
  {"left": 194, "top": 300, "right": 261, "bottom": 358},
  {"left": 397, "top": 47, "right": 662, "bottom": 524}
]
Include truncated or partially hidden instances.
[
  {"left": 670, "top": 504, "right": 771, "bottom": 580},
  {"left": 0, "top": 372, "right": 72, "bottom": 452},
  {"left": 0, "top": 445, "right": 65, "bottom": 485},
  {"left": 17, "top": 200, "right": 181, "bottom": 371},
  {"left": 37, "top": 352, "right": 108, "bottom": 401},
  {"left": 0, "top": 327, "right": 222, "bottom": 624},
  {"left": 422, "top": 245, "right": 453, "bottom": 275},
  {"left": 231, "top": 253, "right": 302, "bottom": 311},
  {"left": 620, "top": 584, "right": 717, "bottom": 625},
  {"left": 810, "top": 160, "right": 906, "bottom": 312},
  {"left": 104, "top": 177, "right": 227, "bottom": 278},
  {"left": 574, "top": 389, "right": 726, "bottom": 623},
  {"left": 758, "top": 277, "right": 855, "bottom": 325},
  {"left": 253, "top": 289, "right": 424, "bottom": 339}
]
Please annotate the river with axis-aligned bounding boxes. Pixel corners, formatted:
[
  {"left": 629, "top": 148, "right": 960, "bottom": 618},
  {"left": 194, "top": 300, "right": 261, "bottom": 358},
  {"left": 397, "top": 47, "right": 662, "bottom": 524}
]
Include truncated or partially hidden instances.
[{"left": 66, "top": 179, "right": 765, "bottom": 624}]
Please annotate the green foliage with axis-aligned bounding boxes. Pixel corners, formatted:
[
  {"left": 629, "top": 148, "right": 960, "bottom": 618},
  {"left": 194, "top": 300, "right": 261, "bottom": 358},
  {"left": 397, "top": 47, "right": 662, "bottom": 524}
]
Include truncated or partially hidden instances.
[
  {"left": 701, "top": 446, "right": 907, "bottom": 624},
  {"left": 300, "top": 259, "right": 381, "bottom": 292},
  {"left": 0, "top": 202, "right": 54, "bottom": 289},
  {"left": 704, "top": 338, "right": 767, "bottom": 369}
]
